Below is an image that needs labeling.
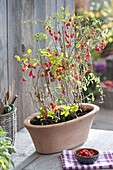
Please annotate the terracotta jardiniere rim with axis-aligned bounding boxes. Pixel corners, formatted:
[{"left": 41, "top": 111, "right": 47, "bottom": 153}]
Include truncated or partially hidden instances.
[{"left": 24, "top": 103, "right": 99, "bottom": 128}]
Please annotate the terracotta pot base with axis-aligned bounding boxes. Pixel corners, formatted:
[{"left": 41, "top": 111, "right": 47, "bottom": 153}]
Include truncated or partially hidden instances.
[{"left": 24, "top": 103, "right": 99, "bottom": 154}]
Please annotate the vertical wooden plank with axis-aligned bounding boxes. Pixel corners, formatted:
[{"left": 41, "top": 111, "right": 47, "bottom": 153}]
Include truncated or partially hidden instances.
[
  {"left": 21, "top": 0, "right": 34, "bottom": 122},
  {"left": 57, "top": 0, "right": 65, "bottom": 12},
  {"left": 65, "top": 0, "right": 75, "bottom": 13},
  {"left": 8, "top": 0, "right": 23, "bottom": 130},
  {"left": 0, "top": 0, "right": 8, "bottom": 98},
  {"left": 8, "top": 0, "right": 34, "bottom": 130},
  {"left": 34, "top": 0, "right": 46, "bottom": 29},
  {"left": 45, "top": 0, "right": 56, "bottom": 17},
  {"left": 45, "top": 0, "right": 56, "bottom": 43},
  {"left": 34, "top": 0, "right": 46, "bottom": 43}
]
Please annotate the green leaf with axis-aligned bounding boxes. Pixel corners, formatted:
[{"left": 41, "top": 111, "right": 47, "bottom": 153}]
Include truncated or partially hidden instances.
[
  {"left": 48, "top": 110, "right": 55, "bottom": 116},
  {"left": 23, "top": 54, "right": 28, "bottom": 57},
  {"left": 29, "top": 58, "right": 37, "bottom": 61},
  {"left": 65, "top": 8, "right": 70, "bottom": 16},
  {"left": 55, "top": 98, "right": 62, "bottom": 105},
  {"left": 70, "top": 105, "right": 78, "bottom": 112},
  {"left": 0, "top": 126, "right": 16, "bottom": 170},
  {"left": 33, "top": 20, "right": 37, "bottom": 24},
  {"left": 0, "top": 160, "right": 7, "bottom": 170},
  {"left": 76, "top": 43, "right": 81, "bottom": 48},
  {"left": 21, "top": 58, "right": 28, "bottom": 62},
  {"left": 64, "top": 111, "right": 69, "bottom": 117},
  {"left": 27, "top": 49, "right": 32, "bottom": 55},
  {"left": 82, "top": 84, "right": 87, "bottom": 91},
  {"left": 60, "top": 110, "right": 69, "bottom": 117},
  {"left": 61, "top": 6, "right": 64, "bottom": 11},
  {"left": 60, "top": 105, "right": 70, "bottom": 110},
  {"left": 49, "top": 40, "right": 53, "bottom": 46},
  {"left": 15, "top": 55, "right": 21, "bottom": 62}
]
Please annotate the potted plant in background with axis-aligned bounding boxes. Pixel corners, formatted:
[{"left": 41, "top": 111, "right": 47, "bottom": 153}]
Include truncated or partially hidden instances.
[
  {"left": 0, "top": 85, "right": 18, "bottom": 145},
  {"left": 85, "top": 0, "right": 113, "bottom": 59},
  {"left": 0, "top": 126, "right": 16, "bottom": 170},
  {"left": 15, "top": 7, "right": 106, "bottom": 154}
]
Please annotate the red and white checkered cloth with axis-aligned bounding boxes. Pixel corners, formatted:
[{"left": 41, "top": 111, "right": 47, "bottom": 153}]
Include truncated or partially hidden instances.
[{"left": 60, "top": 150, "right": 113, "bottom": 169}]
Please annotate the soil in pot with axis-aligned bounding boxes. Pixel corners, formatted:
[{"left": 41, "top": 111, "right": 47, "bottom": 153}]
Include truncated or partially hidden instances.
[{"left": 30, "top": 106, "right": 92, "bottom": 125}]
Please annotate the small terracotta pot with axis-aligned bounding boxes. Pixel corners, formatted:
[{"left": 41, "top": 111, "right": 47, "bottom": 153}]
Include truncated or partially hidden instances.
[{"left": 24, "top": 103, "right": 99, "bottom": 154}]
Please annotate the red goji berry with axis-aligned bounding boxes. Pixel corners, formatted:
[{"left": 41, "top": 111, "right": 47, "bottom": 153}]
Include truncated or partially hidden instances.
[
  {"left": 22, "top": 77, "right": 27, "bottom": 82},
  {"left": 62, "top": 90, "right": 65, "bottom": 95},
  {"left": 29, "top": 70, "right": 33, "bottom": 77}
]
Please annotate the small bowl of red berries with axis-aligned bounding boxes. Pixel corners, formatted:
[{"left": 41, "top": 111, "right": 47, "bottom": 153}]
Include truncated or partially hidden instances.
[{"left": 75, "top": 148, "right": 99, "bottom": 164}]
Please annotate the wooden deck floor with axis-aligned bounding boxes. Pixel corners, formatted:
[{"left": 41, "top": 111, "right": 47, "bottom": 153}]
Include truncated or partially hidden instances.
[
  {"left": 9, "top": 105, "right": 113, "bottom": 170},
  {"left": 10, "top": 128, "right": 113, "bottom": 170}
]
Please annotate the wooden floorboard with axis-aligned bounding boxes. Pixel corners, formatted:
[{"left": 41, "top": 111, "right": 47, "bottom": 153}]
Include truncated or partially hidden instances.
[
  {"left": 10, "top": 128, "right": 39, "bottom": 170},
  {"left": 10, "top": 106, "right": 113, "bottom": 170},
  {"left": 13, "top": 152, "right": 40, "bottom": 170},
  {"left": 24, "top": 129, "right": 113, "bottom": 170}
]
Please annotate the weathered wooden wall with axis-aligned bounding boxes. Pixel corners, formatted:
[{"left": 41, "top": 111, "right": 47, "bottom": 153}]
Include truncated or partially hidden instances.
[
  {"left": 0, "top": 0, "right": 8, "bottom": 98},
  {"left": 0, "top": 0, "right": 75, "bottom": 130}
]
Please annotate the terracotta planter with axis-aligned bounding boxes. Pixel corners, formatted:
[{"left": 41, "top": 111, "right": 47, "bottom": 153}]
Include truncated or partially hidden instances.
[{"left": 24, "top": 103, "right": 99, "bottom": 154}]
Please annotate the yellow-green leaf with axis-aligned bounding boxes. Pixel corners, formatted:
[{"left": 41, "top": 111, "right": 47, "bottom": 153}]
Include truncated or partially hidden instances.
[
  {"left": 34, "top": 20, "right": 37, "bottom": 24},
  {"left": 49, "top": 40, "right": 53, "bottom": 46},
  {"left": 61, "top": 6, "right": 64, "bottom": 11},
  {"left": 15, "top": 55, "right": 21, "bottom": 62},
  {"left": 27, "top": 49, "right": 32, "bottom": 55},
  {"left": 21, "top": 58, "right": 28, "bottom": 62},
  {"left": 70, "top": 105, "right": 78, "bottom": 112},
  {"left": 60, "top": 106, "right": 70, "bottom": 110}
]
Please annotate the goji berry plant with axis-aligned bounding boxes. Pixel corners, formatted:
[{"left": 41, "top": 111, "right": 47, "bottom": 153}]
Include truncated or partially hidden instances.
[{"left": 16, "top": 7, "right": 106, "bottom": 125}]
